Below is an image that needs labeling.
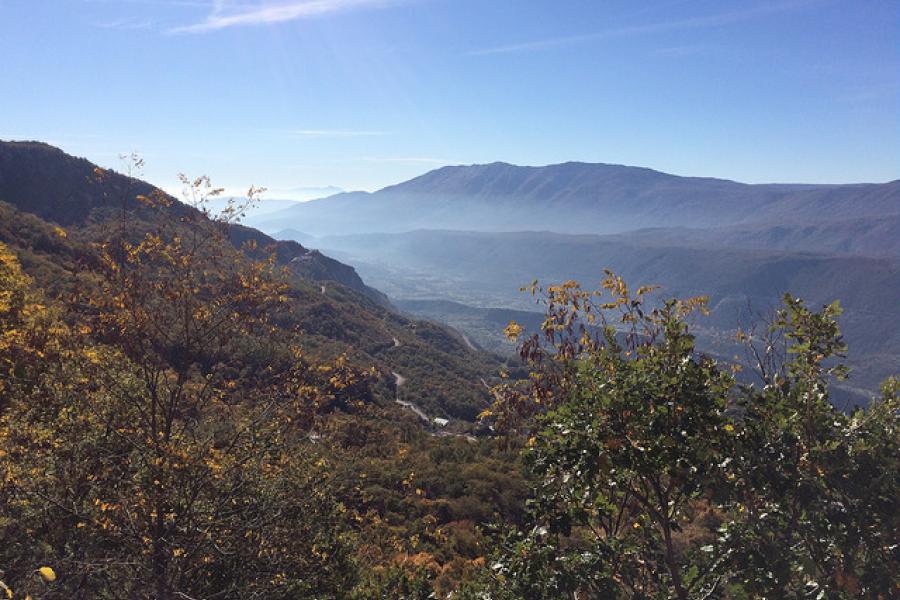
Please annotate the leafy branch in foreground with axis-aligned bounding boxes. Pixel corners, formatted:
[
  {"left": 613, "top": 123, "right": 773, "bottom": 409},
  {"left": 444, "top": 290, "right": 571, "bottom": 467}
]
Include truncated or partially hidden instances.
[
  {"left": 480, "top": 272, "right": 898, "bottom": 599},
  {"left": 0, "top": 173, "right": 369, "bottom": 599}
]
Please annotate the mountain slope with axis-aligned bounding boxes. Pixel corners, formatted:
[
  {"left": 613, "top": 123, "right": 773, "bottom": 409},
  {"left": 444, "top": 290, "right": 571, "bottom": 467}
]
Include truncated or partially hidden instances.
[
  {"left": 250, "top": 161, "right": 900, "bottom": 237},
  {"left": 608, "top": 216, "right": 900, "bottom": 258},
  {"left": 307, "top": 229, "right": 900, "bottom": 406},
  {"left": 0, "top": 141, "right": 502, "bottom": 420},
  {"left": 0, "top": 140, "right": 389, "bottom": 305},
  {"left": 253, "top": 160, "right": 899, "bottom": 407}
]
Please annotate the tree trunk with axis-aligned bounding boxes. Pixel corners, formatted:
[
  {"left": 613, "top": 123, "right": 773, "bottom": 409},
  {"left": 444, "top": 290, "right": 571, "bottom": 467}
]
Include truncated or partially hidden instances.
[
  {"left": 152, "top": 509, "right": 170, "bottom": 600},
  {"left": 662, "top": 521, "right": 688, "bottom": 600}
]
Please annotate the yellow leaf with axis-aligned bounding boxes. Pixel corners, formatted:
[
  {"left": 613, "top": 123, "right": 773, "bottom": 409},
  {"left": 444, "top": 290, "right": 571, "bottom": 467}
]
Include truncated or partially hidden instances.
[
  {"left": 504, "top": 320, "right": 524, "bottom": 341},
  {"left": 0, "top": 579, "right": 12, "bottom": 599},
  {"left": 723, "top": 424, "right": 735, "bottom": 433},
  {"left": 38, "top": 566, "right": 57, "bottom": 582}
]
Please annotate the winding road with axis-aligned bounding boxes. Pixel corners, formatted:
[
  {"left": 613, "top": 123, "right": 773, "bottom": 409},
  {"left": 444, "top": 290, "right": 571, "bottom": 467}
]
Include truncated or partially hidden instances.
[
  {"left": 392, "top": 371, "right": 430, "bottom": 423},
  {"left": 460, "top": 333, "right": 476, "bottom": 351}
]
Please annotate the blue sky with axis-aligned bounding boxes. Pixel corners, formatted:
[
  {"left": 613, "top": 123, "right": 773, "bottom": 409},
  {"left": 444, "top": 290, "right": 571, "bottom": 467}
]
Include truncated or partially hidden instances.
[{"left": 1, "top": 0, "right": 897, "bottom": 197}]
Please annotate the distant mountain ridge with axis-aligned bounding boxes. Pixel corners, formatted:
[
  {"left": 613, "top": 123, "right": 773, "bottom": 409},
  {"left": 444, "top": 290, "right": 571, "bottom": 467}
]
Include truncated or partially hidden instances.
[
  {"left": 5, "top": 143, "right": 897, "bottom": 411},
  {"left": 610, "top": 216, "right": 900, "bottom": 258},
  {"left": 250, "top": 161, "right": 900, "bottom": 237},
  {"left": 257, "top": 160, "right": 899, "bottom": 408}
]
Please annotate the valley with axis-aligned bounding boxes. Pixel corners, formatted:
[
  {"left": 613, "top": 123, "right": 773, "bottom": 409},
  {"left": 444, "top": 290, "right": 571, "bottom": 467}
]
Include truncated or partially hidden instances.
[{"left": 252, "top": 162, "right": 900, "bottom": 408}]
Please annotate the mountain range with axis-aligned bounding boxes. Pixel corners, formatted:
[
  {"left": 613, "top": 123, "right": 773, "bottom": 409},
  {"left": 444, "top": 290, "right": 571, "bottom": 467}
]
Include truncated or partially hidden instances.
[
  {"left": 249, "top": 161, "right": 900, "bottom": 407},
  {"left": 249, "top": 161, "right": 900, "bottom": 242}
]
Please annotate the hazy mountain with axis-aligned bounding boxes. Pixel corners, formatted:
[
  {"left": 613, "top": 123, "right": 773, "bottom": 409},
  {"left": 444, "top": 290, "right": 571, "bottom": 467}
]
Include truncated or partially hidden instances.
[
  {"left": 610, "top": 216, "right": 900, "bottom": 258},
  {"left": 299, "top": 228, "right": 900, "bottom": 407},
  {"left": 257, "top": 160, "right": 900, "bottom": 407},
  {"left": 250, "top": 161, "right": 900, "bottom": 237},
  {"left": 203, "top": 197, "right": 304, "bottom": 218}
]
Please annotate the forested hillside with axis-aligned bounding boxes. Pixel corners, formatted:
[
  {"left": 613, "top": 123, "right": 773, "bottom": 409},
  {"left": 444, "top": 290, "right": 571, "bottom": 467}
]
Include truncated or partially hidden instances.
[
  {"left": 1, "top": 228, "right": 896, "bottom": 597},
  {"left": 0, "top": 143, "right": 535, "bottom": 598},
  {"left": 0, "top": 141, "right": 502, "bottom": 421}
]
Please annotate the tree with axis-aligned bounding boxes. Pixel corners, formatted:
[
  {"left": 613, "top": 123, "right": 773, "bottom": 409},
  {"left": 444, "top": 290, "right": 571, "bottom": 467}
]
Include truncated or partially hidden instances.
[
  {"left": 486, "top": 273, "right": 733, "bottom": 599},
  {"left": 0, "top": 239, "right": 68, "bottom": 410},
  {"left": 0, "top": 175, "right": 368, "bottom": 598},
  {"left": 723, "top": 297, "right": 900, "bottom": 598},
  {"left": 482, "top": 274, "right": 898, "bottom": 599}
]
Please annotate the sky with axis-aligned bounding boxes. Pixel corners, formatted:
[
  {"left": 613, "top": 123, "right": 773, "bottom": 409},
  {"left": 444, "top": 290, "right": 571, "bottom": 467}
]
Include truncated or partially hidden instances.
[{"left": 1, "top": 0, "right": 898, "bottom": 198}]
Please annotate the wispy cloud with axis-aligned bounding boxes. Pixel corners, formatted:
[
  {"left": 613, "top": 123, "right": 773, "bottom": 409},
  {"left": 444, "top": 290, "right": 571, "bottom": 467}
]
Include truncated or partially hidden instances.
[
  {"left": 653, "top": 44, "right": 707, "bottom": 58},
  {"left": 169, "top": 0, "right": 402, "bottom": 34},
  {"left": 469, "top": 0, "right": 820, "bottom": 56},
  {"left": 84, "top": 0, "right": 214, "bottom": 6},
  {"left": 359, "top": 156, "right": 451, "bottom": 164},
  {"left": 95, "top": 17, "right": 155, "bottom": 30},
  {"left": 289, "top": 129, "right": 390, "bottom": 138}
]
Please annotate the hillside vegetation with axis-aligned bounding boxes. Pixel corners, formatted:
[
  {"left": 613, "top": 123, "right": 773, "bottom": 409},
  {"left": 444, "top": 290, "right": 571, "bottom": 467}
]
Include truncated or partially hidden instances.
[
  {"left": 0, "top": 147, "right": 529, "bottom": 598},
  {"left": 0, "top": 141, "right": 503, "bottom": 421}
]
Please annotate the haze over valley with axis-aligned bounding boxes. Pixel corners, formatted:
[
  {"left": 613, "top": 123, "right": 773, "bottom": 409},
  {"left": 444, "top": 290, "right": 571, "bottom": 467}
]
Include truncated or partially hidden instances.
[{"left": 250, "top": 162, "right": 900, "bottom": 405}]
